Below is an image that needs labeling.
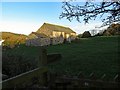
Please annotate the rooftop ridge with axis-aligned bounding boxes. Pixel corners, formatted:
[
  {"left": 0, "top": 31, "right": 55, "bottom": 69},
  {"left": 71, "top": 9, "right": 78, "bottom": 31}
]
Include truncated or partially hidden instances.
[{"left": 43, "top": 22, "right": 70, "bottom": 29}]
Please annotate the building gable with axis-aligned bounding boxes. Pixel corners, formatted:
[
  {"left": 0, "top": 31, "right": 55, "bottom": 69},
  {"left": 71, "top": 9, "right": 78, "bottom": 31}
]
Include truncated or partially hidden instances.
[{"left": 36, "top": 23, "right": 76, "bottom": 37}]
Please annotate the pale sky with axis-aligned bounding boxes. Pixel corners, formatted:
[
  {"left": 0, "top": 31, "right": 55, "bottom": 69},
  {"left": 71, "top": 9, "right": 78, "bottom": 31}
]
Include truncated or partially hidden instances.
[{"left": 1, "top": 2, "right": 108, "bottom": 35}]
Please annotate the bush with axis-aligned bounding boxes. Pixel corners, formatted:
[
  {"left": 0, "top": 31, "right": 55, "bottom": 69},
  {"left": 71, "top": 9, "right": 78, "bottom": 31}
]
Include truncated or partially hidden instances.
[
  {"left": 95, "top": 32, "right": 104, "bottom": 37},
  {"left": 102, "top": 23, "right": 120, "bottom": 36},
  {"left": 77, "top": 34, "right": 83, "bottom": 38},
  {"left": 81, "top": 31, "right": 91, "bottom": 38},
  {"left": 2, "top": 54, "right": 38, "bottom": 78}
]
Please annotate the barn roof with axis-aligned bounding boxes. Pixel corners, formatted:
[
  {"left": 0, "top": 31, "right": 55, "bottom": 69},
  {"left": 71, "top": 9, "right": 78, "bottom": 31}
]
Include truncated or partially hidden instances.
[
  {"left": 28, "top": 32, "right": 49, "bottom": 39},
  {"left": 36, "top": 23, "right": 76, "bottom": 34},
  {"left": 31, "top": 32, "right": 48, "bottom": 37}
]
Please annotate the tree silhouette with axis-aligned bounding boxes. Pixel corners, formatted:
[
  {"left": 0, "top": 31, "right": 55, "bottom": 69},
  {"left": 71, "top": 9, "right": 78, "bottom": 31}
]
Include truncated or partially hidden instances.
[{"left": 60, "top": 0, "right": 120, "bottom": 27}]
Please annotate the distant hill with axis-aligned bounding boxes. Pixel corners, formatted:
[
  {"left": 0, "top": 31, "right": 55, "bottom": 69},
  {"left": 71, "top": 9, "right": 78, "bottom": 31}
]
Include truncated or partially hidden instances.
[{"left": 1, "top": 32, "right": 27, "bottom": 47}]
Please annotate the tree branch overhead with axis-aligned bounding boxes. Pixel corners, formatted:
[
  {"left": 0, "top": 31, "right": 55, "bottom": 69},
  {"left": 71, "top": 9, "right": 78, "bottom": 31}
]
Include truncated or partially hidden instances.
[{"left": 60, "top": 0, "right": 120, "bottom": 27}]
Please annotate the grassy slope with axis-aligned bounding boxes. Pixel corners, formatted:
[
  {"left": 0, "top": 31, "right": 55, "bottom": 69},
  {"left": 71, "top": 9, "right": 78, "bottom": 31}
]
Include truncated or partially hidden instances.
[
  {"left": 3, "top": 36, "right": 119, "bottom": 78},
  {"left": 2, "top": 32, "right": 27, "bottom": 46}
]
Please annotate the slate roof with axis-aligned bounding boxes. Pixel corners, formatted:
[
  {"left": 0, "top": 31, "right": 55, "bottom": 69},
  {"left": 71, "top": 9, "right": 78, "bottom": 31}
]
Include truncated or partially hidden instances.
[
  {"left": 36, "top": 23, "right": 76, "bottom": 34},
  {"left": 28, "top": 32, "right": 49, "bottom": 39}
]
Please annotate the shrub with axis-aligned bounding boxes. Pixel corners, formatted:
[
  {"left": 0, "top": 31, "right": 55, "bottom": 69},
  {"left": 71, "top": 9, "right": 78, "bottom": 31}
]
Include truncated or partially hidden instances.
[
  {"left": 103, "top": 23, "right": 120, "bottom": 36},
  {"left": 81, "top": 31, "right": 91, "bottom": 38},
  {"left": 2, "top": 54, "right": 38, "bottom": 78},
  {"left": 77, "top": 34, "right": 83, "bottom": 38}
]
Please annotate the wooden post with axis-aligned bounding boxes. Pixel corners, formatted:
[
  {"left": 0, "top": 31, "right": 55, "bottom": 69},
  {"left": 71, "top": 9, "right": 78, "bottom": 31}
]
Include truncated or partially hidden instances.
[
  {"left": 39, "top": 47, "right": 47, "bottom": 67},
  {"left": 38, "top": 47, "right": 48, "bottom": 86}
]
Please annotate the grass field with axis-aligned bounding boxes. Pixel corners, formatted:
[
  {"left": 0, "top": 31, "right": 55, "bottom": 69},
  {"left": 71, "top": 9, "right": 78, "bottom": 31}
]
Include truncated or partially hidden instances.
[{"left": 3, "top": 36, "right": 119, "bottom": 79}]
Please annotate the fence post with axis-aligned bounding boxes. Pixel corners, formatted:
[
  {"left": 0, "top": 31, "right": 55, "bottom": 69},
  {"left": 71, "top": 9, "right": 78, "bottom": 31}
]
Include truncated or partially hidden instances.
[
  {"left": 38, "top": 47, "right": 48, "bottom": 86},
  {"left": 39, "top": 47, "right": 47, "bottom": 67}
]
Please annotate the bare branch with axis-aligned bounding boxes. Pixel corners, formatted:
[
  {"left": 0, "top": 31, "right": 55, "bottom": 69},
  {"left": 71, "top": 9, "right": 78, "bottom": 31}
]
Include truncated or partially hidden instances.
[{"left": 60, "top": 0, "right": 120, "bottom": 26}]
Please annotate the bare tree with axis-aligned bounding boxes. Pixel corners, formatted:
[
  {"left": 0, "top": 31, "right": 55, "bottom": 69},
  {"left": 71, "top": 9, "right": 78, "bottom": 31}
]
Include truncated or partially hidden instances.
[{"left": 59, "top": 0, "right": 120, "bottom": 27}]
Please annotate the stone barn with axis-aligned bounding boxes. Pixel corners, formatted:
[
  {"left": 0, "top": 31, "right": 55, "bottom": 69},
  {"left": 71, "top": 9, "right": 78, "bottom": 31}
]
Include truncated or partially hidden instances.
[
  {"left": 37, "top": 23, "right": 76, "bottom": 42},
  {"left": 26, "top": 23, "right": 76, "bottom": 46}
]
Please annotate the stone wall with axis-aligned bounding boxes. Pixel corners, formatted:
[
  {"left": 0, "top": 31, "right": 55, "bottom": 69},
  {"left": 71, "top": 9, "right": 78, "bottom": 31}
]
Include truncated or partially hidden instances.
[
  {"left": 26, "top": 38, "right": 50, "bottom": 46},
  {"left": 26, "top": 31, "right": 76, "bottom": 46},
  {"left": 52, "top": 36, "right": 64, "bottom": 45}
]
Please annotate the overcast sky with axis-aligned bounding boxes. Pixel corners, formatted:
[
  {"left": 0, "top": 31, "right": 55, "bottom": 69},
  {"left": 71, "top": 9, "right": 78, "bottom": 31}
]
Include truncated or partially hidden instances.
[{"left": 1, "top": 1, "right": 108, "bottom": 35}]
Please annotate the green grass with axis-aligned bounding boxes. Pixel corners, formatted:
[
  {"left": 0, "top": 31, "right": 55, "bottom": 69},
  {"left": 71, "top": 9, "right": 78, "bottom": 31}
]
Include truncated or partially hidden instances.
[
  {"left": 46, "top": 36, "right": 119, "bottom": 78},
  {"left": 3, "top": 36, "right": 119, "bottom": 79}
]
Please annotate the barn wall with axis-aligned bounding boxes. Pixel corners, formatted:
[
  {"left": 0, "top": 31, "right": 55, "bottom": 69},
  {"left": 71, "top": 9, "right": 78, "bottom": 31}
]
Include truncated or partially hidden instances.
[{"left": 52, "top": 31, "right": 62, "bottom": 37}]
